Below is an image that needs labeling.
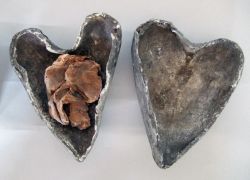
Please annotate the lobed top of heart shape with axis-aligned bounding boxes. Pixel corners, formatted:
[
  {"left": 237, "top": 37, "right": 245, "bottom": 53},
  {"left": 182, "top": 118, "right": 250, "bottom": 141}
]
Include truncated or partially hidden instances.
[
  {"left": 9, "top": 13, "right": 122, "bottom": 161},
  {"left": 132, "top": 19, "right": 244, "bottom": 168}
]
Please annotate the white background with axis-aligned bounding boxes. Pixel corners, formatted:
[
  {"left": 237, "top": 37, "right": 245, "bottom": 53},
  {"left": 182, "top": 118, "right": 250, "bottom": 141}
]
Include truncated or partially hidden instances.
[{"left": 0, "top": 0, "right": 250, "bottom": 179}]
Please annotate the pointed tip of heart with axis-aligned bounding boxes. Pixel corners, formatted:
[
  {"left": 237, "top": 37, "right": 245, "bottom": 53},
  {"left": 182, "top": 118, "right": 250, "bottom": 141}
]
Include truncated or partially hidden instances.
[
  {"left": 73, "top": 147, "right": 91, "bottom": 162},
  {"left": 45, "top": 118, "right": 99, "bottom": 162},
  {"left": 151, "top": 144, "right": 178, "bottom": 169},
  {"left": 151, "top": 148, "right": 170, "bottom": 169},
  {"left": 74, "top": 142, "right": 94, "bottom": 162},
  {"left": 151, "top": 142, "right": 191, "bottom": 169}
]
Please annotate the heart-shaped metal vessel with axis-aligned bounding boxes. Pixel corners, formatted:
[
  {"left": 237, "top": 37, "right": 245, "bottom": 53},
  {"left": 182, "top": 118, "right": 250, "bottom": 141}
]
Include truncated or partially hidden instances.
[
  {"left": 10, "top": 13, "right": 121, "bottom": 161},
  {"left": 132, "top": 20, "right": 244, "bottom": 168}
]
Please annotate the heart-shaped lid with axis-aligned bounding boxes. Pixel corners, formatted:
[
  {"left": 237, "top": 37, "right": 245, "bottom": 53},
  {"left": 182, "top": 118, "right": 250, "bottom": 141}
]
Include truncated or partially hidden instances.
[{"left": 132, "top": 20, "right": 244, "bottom": 168}]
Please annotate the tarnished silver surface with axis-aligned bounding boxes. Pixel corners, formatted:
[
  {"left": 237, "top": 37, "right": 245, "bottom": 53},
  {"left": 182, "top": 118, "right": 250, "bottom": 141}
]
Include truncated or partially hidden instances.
[
  {"left": 9, "top": 13, "right": 122, "bottom": 161},
  {"left": 132, "top": 20, "right": 244, "bottom": 168}
]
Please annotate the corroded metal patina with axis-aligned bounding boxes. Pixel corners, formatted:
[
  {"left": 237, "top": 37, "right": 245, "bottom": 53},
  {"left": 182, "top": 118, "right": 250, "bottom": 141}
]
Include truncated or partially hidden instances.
[{"left": 132, "top": 20, "right": 244, "bottom": 168}]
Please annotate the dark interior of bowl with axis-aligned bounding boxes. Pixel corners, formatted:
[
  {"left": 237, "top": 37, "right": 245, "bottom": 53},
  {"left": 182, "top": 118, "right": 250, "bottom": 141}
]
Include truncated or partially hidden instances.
[
  {"left": 135, "top": 22, "right": 243, "bottom": 167},
  {"left": 10, "top": 14, "right": 119, "bottom": 159}
]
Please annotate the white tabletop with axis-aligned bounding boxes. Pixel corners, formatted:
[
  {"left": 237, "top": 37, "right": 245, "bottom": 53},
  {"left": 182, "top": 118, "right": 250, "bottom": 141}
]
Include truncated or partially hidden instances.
[{"left": 0, "top": 0, "right": 250, "bottom": 179}]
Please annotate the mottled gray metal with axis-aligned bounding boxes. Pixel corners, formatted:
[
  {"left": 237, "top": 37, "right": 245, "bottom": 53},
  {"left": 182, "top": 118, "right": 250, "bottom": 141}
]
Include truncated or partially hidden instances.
[
  {"left": 10, "top": 13, "right": 122, "bottom": 161},
  {"left": 132, "top": 20, "right": 244, "bottom": 168}
]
